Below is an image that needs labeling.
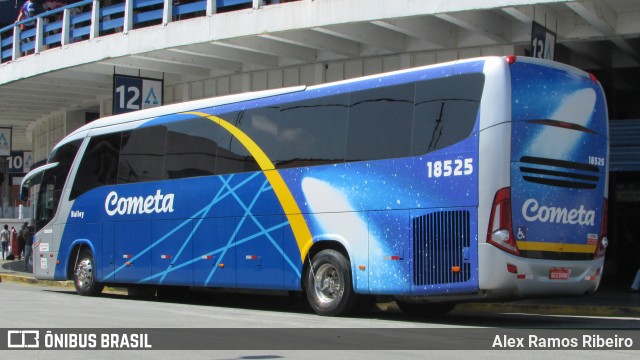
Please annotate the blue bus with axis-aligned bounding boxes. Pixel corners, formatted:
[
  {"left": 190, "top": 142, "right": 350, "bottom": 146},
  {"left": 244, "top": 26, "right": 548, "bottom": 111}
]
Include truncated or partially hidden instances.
[{"left": 22, "top": 56, "right": 609, "bottom": 316}]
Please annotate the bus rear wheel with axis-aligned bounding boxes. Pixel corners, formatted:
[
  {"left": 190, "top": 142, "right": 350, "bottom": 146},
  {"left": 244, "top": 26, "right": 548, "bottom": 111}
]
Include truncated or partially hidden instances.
[
  {"left": 73, "top": 249, "right": 104, "bottom": 296},
  {"left": 305, "top": 249, "right": 358, "bottom": 316}
]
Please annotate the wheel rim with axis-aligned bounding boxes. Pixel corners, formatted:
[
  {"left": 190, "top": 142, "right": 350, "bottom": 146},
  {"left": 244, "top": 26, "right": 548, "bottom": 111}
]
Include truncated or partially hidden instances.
[
  {"left": 313, "top": 263, "right": 343, "bottom": 304},
  {"left": 75, "top": 257, "right": 94, "bottom": 291}
]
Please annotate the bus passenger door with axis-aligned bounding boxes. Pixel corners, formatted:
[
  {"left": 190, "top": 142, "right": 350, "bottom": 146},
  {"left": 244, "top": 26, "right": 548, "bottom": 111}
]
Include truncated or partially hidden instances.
[
  {"left": 151, "top": 219, "right": 194, "bottom": 286},
  {"left": 193, "top": 217, "right": 237, "bottom": 288},
  {"left": 113, "top": 221, "right": 152, "bottom": 283}
]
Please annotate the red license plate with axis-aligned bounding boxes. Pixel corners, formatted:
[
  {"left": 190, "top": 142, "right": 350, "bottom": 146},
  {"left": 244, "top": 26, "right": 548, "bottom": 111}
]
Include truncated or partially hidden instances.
[{"left": 549, "top": 268, "right": 571, "bottom": 280}]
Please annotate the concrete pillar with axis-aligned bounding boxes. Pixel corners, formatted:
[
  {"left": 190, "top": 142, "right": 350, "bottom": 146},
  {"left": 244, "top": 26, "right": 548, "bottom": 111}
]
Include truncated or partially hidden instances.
[
  {"left": 12, "top": 26, "right": 20, "bottom": 60},
  {"left": 61, "top": 8, "right": 71, "bottom": 45},
  {"left": 90, "top": 0, "right": 100, "bottom": 39},
  {"left": 163, "top": 0, "right": 173, "bottom": 25}
]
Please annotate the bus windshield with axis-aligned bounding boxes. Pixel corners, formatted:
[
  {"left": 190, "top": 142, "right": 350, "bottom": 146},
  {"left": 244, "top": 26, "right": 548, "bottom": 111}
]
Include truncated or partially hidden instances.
[{"left": 33, "top": 140, "right": 82, "bottom": 231}]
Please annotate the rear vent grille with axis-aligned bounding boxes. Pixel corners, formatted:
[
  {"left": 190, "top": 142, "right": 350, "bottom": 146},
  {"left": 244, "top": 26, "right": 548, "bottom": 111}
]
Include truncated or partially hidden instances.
[
  {"left": 413, "top": 210, "right": 471, "bottom": 286},
  {"left": 520, "top": 156, "right": 600, "bottom": 189}
]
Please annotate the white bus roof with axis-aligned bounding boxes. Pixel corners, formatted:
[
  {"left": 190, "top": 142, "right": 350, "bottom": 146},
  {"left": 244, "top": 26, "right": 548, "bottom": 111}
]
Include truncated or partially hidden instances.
[
  {"left": 66, "top": 86, "right": 307, "bottom": 140},
  {"left": 59, "top": 56, "right": 588, "bottom": 151}
]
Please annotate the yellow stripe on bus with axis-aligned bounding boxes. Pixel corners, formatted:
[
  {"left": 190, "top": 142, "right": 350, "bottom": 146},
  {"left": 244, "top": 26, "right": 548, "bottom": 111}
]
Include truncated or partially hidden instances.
[
  {"left": 516, "top": 241, "right": 597, "bottom": 254},
  {"left": 184, "top": 111, "right": 313, "bottom": 262}
]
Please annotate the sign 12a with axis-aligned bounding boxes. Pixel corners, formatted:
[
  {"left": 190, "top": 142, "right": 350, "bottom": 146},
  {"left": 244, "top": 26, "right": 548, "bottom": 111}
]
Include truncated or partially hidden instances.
[{"left": 113, "top": 75, "right": 163, "bottom": 115}]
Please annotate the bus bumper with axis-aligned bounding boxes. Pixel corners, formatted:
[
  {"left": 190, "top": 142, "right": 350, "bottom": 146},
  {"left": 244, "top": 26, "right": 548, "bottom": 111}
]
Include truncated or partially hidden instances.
[
  {"left": 477, "top": 243, "right": 604, "bottom": 299},
  {"left": 33, "top": 251, "right": 60, "bottom": 281}
]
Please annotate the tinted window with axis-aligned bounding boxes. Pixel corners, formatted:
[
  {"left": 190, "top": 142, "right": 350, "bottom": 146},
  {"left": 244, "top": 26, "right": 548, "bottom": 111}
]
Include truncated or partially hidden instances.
[
  {"left": 277, "top": 94, "right": 349, "bottom": 168},
  {"left": 412, "top": 73, "right": 484, "bottom": 155},
  {"left": 216, "top": 110, "right": 278, "bottom": 174},
  {"left": 165, "top": 118, "right": 220, "bottom": 179},
  {"left": 346, "top": 83, "right": 414, "bottom": 161},
  {"left": 236, "top": 107, "right": 280, "bottom": 161},
  {"left": 70, "top": 134, "right": 121, "bottom": 200},
  {"left": 37, "top": 140, "right": 82, "bottom": 229},
  {"left": 68, "top": 73, "right": 483, "bottom": 195},
  {"left": 118, "top": 126, "right": 168, "bottom": 184}
]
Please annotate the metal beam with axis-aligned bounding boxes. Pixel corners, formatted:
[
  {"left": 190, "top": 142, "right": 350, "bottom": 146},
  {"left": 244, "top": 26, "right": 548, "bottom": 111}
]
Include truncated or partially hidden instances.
[
  {"left": 42, "top": 70, "right": 113, "bottom": 84},
  {"left": 371, "top": 17, "right": 457, "bottom": 50},
  {"left": 260, "top": 30, "right": 360, "bottom": 58},
  {"left": 217, "top": 37, "right": 317, "bottom": 63},
  {"left": 14, "top": 80, "right": 112, "bottom": 94},
  {"left": 140, "top": 50, "right": 243, "bottom": 73},
  {"left": 313, "top": 23, "right": 406, "bottom": 54},
  {"left": 0, "top": 97, "right": 85, "bottom": 106},
  {"left": 99, "top": 56, "right": 211, "bottom": 77},
  {"left": 435, "top": 10, "right": 510, "bottom": 44},
  {"left": 175, "top": 43, "right": 279, "bottom": 68}
]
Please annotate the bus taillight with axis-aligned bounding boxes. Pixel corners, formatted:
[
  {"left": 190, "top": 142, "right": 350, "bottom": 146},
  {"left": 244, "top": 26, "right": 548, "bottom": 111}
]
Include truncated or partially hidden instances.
[
  {"left": 487, "top": 187, "right": 520, "bottom": 256},
  {"left": 594, "top": 199, "right": 608, "bottom": 259}
]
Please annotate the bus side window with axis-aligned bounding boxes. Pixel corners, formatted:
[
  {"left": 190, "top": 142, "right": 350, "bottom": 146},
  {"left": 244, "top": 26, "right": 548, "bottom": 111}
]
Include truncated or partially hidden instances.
[
  {"left": 412, "top": 73, "right": 484, "bottom": 155},
  {"left": 118, "top": 126, "right": 168, "bottom": 184},
  {"left": 70, "top": 134, "right": 121, "bottom": 200},
  {"left": 346, "top": 83, "right": 414, "bottom": 161},
  {"left": 165, "top": 118, "right": 219, "bottom": 179},
  {"left": 217, "top": 109, "right": 279, "bottom": 174},
  {"left": 277, "top": 94, "right": 349, "bottom": 168}
]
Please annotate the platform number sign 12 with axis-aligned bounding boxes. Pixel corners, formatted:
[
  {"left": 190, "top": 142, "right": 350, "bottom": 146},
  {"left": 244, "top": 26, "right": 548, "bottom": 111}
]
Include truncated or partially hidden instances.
[
  {"left": 113, "top": 75, "right": 163, "bottom": 115},
  {"left": 531, "top": 22, "right": 556, "bottom": 60}
]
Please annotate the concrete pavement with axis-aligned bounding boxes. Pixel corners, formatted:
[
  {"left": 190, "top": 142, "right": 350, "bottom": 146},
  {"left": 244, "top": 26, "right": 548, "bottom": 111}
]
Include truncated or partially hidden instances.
[{"left": 1, "top": 258, "right": 638, "bottom": 317}]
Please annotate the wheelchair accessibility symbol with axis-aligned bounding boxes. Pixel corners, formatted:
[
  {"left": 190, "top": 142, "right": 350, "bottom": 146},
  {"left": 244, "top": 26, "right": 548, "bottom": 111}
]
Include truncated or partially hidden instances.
[{"left": 516, "top": 226, "right": 527, "bottom": 240}]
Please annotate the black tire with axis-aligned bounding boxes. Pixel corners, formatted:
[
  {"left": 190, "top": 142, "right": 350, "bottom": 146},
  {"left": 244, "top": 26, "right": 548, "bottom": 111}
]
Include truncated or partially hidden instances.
[
  {"left": 305, "top": 249, "right": 358, "bottom": 316},
  {"left": 73, "top": 249, "right": 104, "bottom": 296},
  {"left": 396, "top": 301, "right": 456, "bottom": 317}
]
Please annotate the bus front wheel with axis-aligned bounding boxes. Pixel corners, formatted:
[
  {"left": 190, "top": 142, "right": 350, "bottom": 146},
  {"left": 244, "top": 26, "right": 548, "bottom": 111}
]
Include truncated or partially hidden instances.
[
  {"left": 305, "top": 249, "right": 358, "bottom": 316},
  {"left": 73, "top": 249, "right": 104, "bottom": 296}
]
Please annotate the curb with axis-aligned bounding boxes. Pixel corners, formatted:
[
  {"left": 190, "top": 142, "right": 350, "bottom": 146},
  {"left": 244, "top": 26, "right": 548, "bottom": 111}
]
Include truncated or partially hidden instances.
[
  {"left": 3, "top": 273, "right": 639, "bottom": 317},
  {"left": 454, "top": 303, "right": 640, "bottom": 318},
  {"left": 0, "top": 273, "right": 126, "bottom": 295},
  {"left": 0, "top": 273, "right": 72, "bottom": 287}
]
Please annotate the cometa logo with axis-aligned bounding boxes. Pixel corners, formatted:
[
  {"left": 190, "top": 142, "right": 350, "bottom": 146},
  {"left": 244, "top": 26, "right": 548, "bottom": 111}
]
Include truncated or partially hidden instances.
[
  {"left": 105, "top": 190, "right": 175, "bottom": 216},
  {"left": 521, "top": 198, "right": 595, "bottom": 226}
]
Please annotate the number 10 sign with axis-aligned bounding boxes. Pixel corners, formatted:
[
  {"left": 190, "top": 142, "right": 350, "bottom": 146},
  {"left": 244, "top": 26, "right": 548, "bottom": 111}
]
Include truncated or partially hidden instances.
[{"left": 113, "top": 75, "right": 163, "bottom": 115}]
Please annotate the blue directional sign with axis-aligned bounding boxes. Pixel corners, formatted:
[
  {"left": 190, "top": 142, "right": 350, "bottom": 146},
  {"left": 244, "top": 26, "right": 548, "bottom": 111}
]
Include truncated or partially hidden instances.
[{"left": 113, "top": 75, "right": 163, "bottom": 115}]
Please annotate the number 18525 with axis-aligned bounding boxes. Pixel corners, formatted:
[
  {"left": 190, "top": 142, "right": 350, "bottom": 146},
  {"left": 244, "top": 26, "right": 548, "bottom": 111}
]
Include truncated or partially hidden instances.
[{"left": 427, "top": 158, "right": 473, "bottom": 178}]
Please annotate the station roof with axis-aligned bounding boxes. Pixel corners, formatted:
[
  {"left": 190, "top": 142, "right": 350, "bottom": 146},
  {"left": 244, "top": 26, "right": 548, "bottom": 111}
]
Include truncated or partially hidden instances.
[{"left": 0, "top": 0, "right": 638, "bottom": 127}]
